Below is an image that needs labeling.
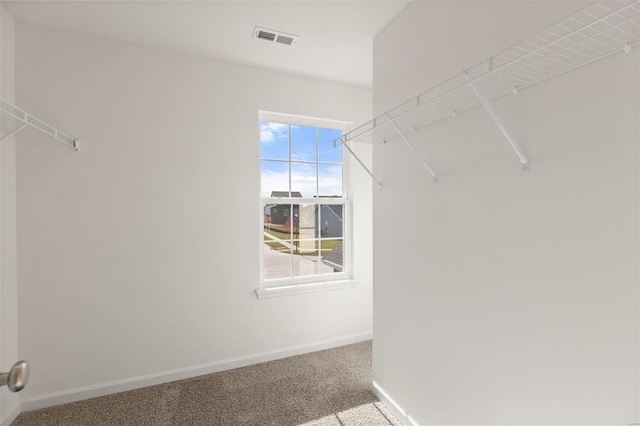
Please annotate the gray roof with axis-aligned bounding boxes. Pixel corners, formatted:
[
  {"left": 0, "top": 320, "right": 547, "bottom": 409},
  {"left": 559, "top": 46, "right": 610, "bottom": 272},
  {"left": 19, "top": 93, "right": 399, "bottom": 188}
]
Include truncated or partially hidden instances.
[
  {"left": 271, "top": 191, "right": 303, "bottom": 198},
  {"left": 321, "top": 242, "right": 343, "bottom": 271}
]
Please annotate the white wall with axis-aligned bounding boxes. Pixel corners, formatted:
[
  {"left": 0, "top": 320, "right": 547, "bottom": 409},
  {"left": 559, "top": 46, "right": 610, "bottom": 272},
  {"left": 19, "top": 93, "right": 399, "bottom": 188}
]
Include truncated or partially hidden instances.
[
  {"left": 15, "top": 22, "right": 373, "bottom": 407},
  {"left": 372, "top": 1, "right": 639, "bottom": 425},
  {"left": 0, "top": 5, "right": 20, "bottom": 425}
]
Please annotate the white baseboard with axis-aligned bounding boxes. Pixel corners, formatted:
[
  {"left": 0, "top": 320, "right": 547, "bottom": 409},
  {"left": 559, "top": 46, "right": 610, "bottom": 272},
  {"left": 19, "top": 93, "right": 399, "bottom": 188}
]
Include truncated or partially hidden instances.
[
  {"left": 0, "top": 402, "right": 21, "bottom": 426},
  {"left": 20, "top": 331, "right": 372, "bottom": 412},
  {"left": 371, "top": 380, "right": 419, "bottom": 426}
]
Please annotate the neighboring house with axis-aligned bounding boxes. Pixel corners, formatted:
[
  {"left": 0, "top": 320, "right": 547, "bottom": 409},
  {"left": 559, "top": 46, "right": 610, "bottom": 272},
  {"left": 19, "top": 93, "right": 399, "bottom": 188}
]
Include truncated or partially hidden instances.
[
  {"left": 270, "top": 191, "right": 303, "bottom": 198},
  {"left": 267, "top": 205, "right": 298, "bottom": 227},
  {"left": 322, "top": 242, "right": 343, "bottom": 272},
  {"left": 315, "top": 195, "right": 343, "bottom": 238},
  {"left": 263, "top": 192, "right": 342, "bottom": 238},
  {"left": 264, "top": 191, "right": 302, "bottom": 227},
  {"left": 316, "top": 204, "right": 343, "bottom": 238}
]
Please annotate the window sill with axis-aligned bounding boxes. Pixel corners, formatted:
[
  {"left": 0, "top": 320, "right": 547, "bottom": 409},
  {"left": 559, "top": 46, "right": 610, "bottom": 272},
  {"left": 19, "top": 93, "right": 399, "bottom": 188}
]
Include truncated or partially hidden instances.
[{"left": 255, "top": 280, "right": 358, "bottom": 299}]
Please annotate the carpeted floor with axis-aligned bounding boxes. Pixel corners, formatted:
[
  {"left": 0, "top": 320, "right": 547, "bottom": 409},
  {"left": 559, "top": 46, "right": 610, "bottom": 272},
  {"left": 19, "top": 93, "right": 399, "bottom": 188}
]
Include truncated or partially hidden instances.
[{"left": 13, "top": 341, "right": 400, "bottom": 426}]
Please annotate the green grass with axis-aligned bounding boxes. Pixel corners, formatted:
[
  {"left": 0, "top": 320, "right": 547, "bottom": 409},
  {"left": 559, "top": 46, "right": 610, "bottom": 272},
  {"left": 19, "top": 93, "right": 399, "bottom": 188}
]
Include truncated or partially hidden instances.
[
  {"left": 264, "top": 228, "right": 298, "bottom": 240},
  {"left": 263, "top": 235, "right": 287, "bottom": 251},
  {"left": 264, "top": 229, "right": 342, "bottom": 255},
  {"left": 318, "top": 239, "right": 341, "bottom": 250}
]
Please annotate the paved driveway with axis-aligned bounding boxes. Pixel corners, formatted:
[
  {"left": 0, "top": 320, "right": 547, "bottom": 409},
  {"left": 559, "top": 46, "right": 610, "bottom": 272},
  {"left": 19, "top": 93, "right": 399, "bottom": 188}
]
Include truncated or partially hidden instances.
[{"left": 263, "top": 244, "right": 334, "bottom": 280}]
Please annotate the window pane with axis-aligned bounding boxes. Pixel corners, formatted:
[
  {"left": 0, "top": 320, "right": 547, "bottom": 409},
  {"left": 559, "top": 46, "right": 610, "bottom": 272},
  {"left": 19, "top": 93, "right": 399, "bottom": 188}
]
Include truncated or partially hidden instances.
[
  {"left": 263, "top": 203, "right": 293, "bottom": 280},
  {"left": 318, "top": 164, "right": 342, "bottom": 197},
  {"left": 292, "top": 240, "right": 320, "bottom": 278},
  {"left": 260, "top": 116, "right": 348, "bottom": 285},
  {"left": 319, "top": 204, "right": 343, "bottom": 238},
  {"left": 263, "top": 246, "right": 292, "bottom": 280},
  {"left": 319, "top": 128, "right": 343, "bottom": 163},
  {"left": 263, "top": 203, "right": 294, "bottom": 240},
  {"left": 261, "top": 160, "right": 289, "bottom": 198},
  {"left": 291, "top": 162, "right": 317, "bottom": 198},
  {"left": 297, "top": 203, "right": 318, "bottom": 240},
  {"left": 320, "top": 239, "right": 343, "bottom": 274},
  {"left": 260, "top": 121, "right": 288, "bottom": 160},
  {"left": 291, "top": 125, "right": 316, "bottom": 162}
]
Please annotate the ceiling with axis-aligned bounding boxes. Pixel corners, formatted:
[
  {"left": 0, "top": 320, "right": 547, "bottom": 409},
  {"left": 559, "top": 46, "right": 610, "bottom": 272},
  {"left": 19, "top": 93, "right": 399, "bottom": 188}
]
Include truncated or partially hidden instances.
[{"left": 2, "top": 0, "right": 410, "bottom": 88}]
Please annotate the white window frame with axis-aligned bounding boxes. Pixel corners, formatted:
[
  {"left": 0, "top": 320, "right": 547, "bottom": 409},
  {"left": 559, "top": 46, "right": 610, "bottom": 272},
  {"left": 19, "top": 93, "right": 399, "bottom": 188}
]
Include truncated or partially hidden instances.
[{"left": 257, "top": 111, "right": 355, "bottom": 298}]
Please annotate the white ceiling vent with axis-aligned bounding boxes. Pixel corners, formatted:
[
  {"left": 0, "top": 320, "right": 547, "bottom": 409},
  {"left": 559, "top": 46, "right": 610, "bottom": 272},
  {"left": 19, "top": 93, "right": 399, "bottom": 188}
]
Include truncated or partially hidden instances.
[{"left": 253, "top": 26, "right": 299, "bottom": 46}]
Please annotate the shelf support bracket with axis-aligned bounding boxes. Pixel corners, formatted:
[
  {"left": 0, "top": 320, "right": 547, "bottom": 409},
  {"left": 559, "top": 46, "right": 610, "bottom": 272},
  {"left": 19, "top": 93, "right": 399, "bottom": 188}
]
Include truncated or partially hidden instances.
[
  {"left": 0, "top": 123, "right": 29, "bottom": 142},
  {"left": 337, "top": 138, "right": 382, "bottom": 189},
  {"left": 389, "top": 120, "right": 438, "bottom": 182},
  {"left": 466, "top": 74, "right": 529, "bottom": 171},
  {"left": 1, "top": 99, "right": 78, "bottom": 151}
]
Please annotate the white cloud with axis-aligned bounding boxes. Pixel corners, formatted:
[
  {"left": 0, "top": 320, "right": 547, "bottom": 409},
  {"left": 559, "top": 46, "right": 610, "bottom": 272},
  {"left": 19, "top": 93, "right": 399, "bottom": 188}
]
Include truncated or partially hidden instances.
[
  {"left": 291, "top": 152, "right": 313, "bottom": 161},
  {"left": 260, "top": 130, "right": 274, "bottom": 142},
  {"left": 260, "top": 122, "right": 288, "bottom": 143},
  {"left": 261, "top": 167, "right": 342, "bottom": 198}
]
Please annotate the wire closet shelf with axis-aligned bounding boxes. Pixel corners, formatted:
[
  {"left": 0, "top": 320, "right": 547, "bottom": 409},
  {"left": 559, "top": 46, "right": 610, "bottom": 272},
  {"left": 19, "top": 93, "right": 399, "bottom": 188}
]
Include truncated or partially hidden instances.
[
  {"left": 0, "top": 98, "right": 78, "bottom": 150},
  {"left": 334, "top": 0, "right": 639, "bottom": 149}
]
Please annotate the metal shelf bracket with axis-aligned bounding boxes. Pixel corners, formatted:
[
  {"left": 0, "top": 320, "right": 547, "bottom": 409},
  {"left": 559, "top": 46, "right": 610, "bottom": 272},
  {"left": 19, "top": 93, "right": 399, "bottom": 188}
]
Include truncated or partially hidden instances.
[
  {"left": 465, "top": 73, "right": 529, "bottom": 171},
  {"left": 333, "top": 0, "right": 638, "bottom": 181},
  {"left": 1, "top": 98, "right": 78, "bottom": 150},
  {"left": 0, "top": 123, "right": 29, "bottom": 142},
  {"left": 335, "top": 138, "right": 382, "bottom": 190},
  {"left": 389, "top": 120, "right": 438, "bottom": 182}
]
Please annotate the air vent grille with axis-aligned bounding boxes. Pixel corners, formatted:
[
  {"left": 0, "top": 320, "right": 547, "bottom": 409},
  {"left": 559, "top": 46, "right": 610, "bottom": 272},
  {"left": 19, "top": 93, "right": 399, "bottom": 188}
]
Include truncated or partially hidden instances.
[
  {"left": 253, "top": 26, "right": 299, "bottom": 46},
  {"left": 257, "top": 31, "right": 276, "bottom": 42},
  {"left": 275, "top": 35, "right": 295, "bottom": 45}
]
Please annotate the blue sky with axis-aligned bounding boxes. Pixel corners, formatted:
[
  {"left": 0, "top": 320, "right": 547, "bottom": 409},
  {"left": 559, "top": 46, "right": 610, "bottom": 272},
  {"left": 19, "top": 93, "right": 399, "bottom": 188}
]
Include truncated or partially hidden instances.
[{"left": 260, "top": 122, "right": 343, "bottom": 198}]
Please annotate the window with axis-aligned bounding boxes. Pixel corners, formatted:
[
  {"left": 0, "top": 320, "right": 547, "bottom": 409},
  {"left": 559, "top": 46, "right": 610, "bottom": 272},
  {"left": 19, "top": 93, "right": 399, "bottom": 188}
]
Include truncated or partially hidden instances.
[{"left": 260, "top": 112, "right": 350, "bottom": 290}]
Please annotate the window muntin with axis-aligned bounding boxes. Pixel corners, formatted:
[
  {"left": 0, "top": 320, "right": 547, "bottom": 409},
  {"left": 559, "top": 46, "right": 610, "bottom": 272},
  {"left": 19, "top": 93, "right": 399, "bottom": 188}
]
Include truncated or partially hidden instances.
[{"left": 260, "top": 115, "right": 348, "bottom": 286}]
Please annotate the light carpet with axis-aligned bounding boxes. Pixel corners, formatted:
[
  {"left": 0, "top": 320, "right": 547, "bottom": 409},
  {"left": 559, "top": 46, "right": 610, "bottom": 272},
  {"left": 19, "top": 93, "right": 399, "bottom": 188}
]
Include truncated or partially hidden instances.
[{"left": 13, "top": 341, "right": 400, "bottom": 426}]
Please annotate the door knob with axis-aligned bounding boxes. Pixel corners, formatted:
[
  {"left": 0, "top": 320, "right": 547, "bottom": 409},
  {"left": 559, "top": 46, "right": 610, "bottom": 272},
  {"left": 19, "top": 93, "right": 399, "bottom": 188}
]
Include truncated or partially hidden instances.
[{"left": 0, "top": 360, "right": 30, "bottom": 392}]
